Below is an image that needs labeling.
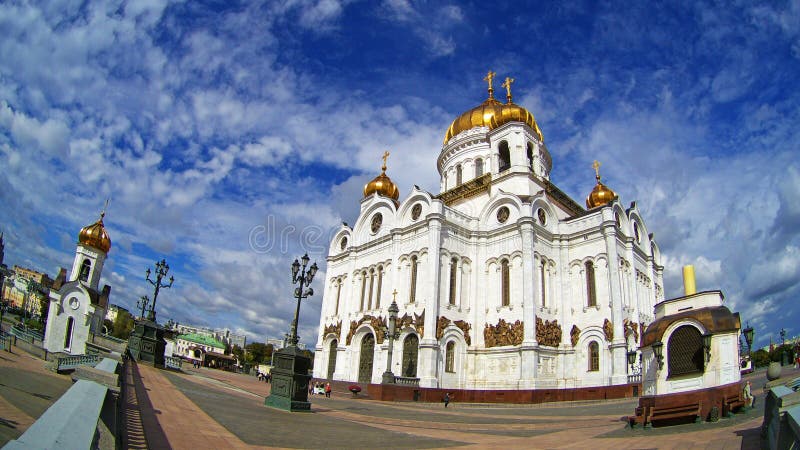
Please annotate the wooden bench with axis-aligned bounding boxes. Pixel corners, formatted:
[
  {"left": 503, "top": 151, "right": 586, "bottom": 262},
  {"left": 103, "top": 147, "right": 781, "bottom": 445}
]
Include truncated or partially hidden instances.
[
  {"left": 645, "top": 401, "right": 702, "bottom": 426},
  {"left": 627, "top": 406, "right": 648, "bottom": 428},
  {"left": 723, "top": 393, "right": 746, "bottom": 416}
]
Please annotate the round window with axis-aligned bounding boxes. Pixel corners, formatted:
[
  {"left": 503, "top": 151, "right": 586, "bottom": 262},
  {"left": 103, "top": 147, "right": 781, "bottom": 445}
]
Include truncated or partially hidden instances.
[
  {"left": 496, "top": 206, "right": 510, "bottom": 224},
  {"left": 537, "top": 208, "right": 547, "bottom": 226},
  {"left": 371, "top": 213, "right": 383, "bottom": 233},
  {"left": 411, "top": 203, "right": 422, "bottom": 221}
]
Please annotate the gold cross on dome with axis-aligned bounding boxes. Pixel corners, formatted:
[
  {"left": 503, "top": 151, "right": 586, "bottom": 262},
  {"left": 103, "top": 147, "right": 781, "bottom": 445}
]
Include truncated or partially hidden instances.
[
  {"left": 101, "top": 198, "right": 110, "bottom": 219},
  {"left": 501, "top": 77, "right": 514, "bottom": 103},
  {"left": 381, "top": 150, "right": 390, "bottom": 172},
  {"left": 484, "top": 70, "right": 496, "bottom": 98},
  {"left": 392, "top": 289, "right": 398, "bottom": 301},
  {"left": 592, "top": 160, "right": 602, "bottom": 180}
]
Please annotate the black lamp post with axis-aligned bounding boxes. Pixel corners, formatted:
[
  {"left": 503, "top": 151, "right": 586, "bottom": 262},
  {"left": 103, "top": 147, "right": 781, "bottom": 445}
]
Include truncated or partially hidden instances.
[
  {"left": 382, "top": 292, "right": 400, "bottom": 384},
  {"left": 652, "top": 341, "right": 664, "bottom": 370},
  {"left": 626, "top": 348, "right": 641, "bottom": 375},
  {"left": 742, "top": 323, "right": 754, "bottom": 357},
  {"left": 137, "top": 295, "right": 151, "bottom": 320},
  {"left": 265, "top": 254, "right": 318, "bottom": 412},
  {"left": 780, "top": 328, "right": 788, "bottom": 365},
  {"left": 145, "top": 259, "right": 174, "bottom": 322},
  {"left": 288, "top": 254, "right": 317, "bottom": 347}
]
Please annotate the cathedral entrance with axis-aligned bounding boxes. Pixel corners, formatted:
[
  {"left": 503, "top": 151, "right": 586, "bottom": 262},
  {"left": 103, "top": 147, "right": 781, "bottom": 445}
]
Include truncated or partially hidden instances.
[
  {"left": 327, "top": 339, "right": 338, "bottom": 380},
  {"left": 358, "top": 333, "right": 375, "bottom": 384},
  {"left": 401, "top": 334, "right": 419, "bottom": 377}
]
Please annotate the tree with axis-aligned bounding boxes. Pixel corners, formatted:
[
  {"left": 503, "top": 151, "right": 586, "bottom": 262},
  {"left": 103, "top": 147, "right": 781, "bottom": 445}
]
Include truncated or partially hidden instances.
[
  {"left": 231, "top": 344, "right": 245, "bottom": 362},
  {"left": 245, "top": 342, "right": 269, "bottom": 364},
  {"left": 751, "top": 349, "right": 770, "bottom": 368},
  {"left": 111, "top": 310, "right": 135, "bottom": 339}
]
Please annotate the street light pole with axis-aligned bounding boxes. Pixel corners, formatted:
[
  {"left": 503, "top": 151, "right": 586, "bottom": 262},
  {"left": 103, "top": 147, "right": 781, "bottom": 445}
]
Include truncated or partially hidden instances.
[
  {"left": 382, "top": 291, "right": 400, "bottom": 384},
  {"left": 145, "top": 259, "right": 174, "bottom": 322},
  {"left": 288, "top": 254, "right": 317, "bottom": 347}
]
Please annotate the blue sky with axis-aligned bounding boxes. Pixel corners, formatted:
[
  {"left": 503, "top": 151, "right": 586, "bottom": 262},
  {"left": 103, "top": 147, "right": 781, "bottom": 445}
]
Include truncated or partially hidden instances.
[{"left": 1, "top": 1, "right": 798, "bottom": 349}]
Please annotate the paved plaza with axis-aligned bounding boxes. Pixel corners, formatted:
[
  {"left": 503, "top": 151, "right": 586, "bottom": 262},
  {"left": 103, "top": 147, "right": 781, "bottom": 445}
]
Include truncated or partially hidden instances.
[{"left": 1, "top": 346, "right": 792, "bottom": 449}]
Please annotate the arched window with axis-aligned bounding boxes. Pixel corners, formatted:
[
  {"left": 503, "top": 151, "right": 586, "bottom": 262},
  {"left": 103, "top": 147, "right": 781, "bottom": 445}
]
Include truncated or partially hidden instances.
[
  {"left": 527, "top": 142, "right": 534, "bottom": 171},
  {"left": 475, "top": 158, "right": 484, "bottom": 177},
  {"left": 64, "top": 317, "right": 75, "bottom": 350},
  {"left": 367, "top": 269, "right": 375, "bottom": 310},
  {"left": 334, "top": 279, "right": 342, "bottom": 315},
  {"left": 501, "top": 259, "right": 510, "bottom": 306},
  {"left": 585, "top": 261, "right": 597, "bottom": 307},
  {"left": 360, "top": 271, "right": 367, "bottom": 311},
  {"left": 668, "top": 325, "right": 705, "bottom": 377},
  {"left": 79, "top": 259, "right": 91, "bottom": 282},
  {"left": 449, "top": 258, "right": 458, "bottom": 305},
  {"left": 498, "top": 141, "right": 510, "bottom": 172},
  {"left": 409, "top": 256, "right": 418, "bottom": 303},
  {"left": 456, "top": 164, "right": 462, "bottom": 185},
  {"left": 327, "top": 339, "right": 338, "bottom": 379},
  {"left": 402, "top": 334, "right": 419, "bottom": 377},
  {"left": 445, "top": 341, "right": 455, "bottom": 373},
  {"left": 540, "top": 260, "right": 547, "bottom": 308},
  {"left": 588, "top": 341, "right": 599, "bottom": 371},
  {"left": 375, "top": 266, "right": 383, "bottom": 309}
]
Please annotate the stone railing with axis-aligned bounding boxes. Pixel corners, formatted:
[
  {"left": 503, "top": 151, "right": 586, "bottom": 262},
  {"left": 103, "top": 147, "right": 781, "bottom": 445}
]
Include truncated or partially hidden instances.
[
  {"left": 165, "top": 356, "right": 183, "bottom": 370},
  {"left": 628, "top": 374, "right": 642, "bottom": 384},
  {"left": 3, "top": 357, "right": 122, "bottom": 449},
  {"left": 395, "top": 376, "right": 420, "bottom": 386},
  {"left": 56, "top": 354, "right": 100, "bottom": 372},
  {"left": 762, "top": 378, "right": 800, "bottom": 450},
  {"left": 9, "top": 325, "right": 44, "bottom": 345}
]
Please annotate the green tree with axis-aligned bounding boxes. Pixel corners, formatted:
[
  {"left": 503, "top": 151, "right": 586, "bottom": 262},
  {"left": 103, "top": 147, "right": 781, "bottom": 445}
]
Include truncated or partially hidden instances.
[
  {"left": 231, "top": 344, "right": 245, "bottom": 361},
  {"left": 751, "top": 349, "right": 770, "bottom": 368},
  {"left": 245, "top": 342, "right": 269, "bottom": 364},
  {"left": 112, "top": 310, "right": 135, "bottom": 339}
]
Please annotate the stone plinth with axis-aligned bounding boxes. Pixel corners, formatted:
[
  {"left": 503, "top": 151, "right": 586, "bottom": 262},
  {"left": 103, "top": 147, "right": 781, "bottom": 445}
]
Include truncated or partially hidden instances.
[
  {"left": 127, "top": 319, "right": 166, "bottom": 368},
  {"left": 265, "top": 346, "right": 312, "bottom": 412}
]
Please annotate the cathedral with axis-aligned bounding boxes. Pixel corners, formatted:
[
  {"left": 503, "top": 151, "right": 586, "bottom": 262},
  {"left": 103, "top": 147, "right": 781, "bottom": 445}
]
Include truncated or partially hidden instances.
[
  {"left": 313, "top": 73, "right": 664, "bottom": 390},
  {"left": 43, "top": 211, "right": 111, "bottom": 355}
]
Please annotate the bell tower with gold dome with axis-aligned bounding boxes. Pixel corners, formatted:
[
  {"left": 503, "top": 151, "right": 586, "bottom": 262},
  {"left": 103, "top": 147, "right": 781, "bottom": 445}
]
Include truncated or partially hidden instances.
[
  {"left": 44, "top": 206, "right": 112, "bottom": 355},
  {"left": 363, "top": 151, "right": 400, "bottom": 204}
]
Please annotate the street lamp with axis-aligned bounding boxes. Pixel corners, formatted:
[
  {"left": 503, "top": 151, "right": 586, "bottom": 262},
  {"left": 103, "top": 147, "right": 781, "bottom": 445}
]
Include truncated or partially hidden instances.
[
  {"left": 145, "top": 259, "right": 174, "bottom": 322},
  {"left": 742, "top": 323, "right": 754, "bottom": 357},
  {"left": 137, "top": 295, "right": 151, "bottom": 320},
  {"left": 780, "top": 328, "right": 788, "bottom": 365},
  {"left": 652, "top": 341, "right": 664, "bottom": 370},
  {"left": 627, "top": 348, "right": 641, "bottom": 375},
  {"left": 287, "top": 254, "right": 317, "bottom": 347},
  {"left": 382, "top": 291, "right": 400, "bottom": 384}
]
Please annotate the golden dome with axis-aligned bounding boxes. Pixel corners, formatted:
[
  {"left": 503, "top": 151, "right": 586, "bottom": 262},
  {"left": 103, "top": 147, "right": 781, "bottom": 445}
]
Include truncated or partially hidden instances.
[
  {"left": 363, "top": 151, "right": 400, "bottom": 202},
  {"left": 78, "top": 212, "right": 111, "bottom": 253},
  {"left": 586, "top": 160, "right": 617, "bottom": 209},
  {"left": 443, "top": 72, "right": 544, "bottom": 145}
]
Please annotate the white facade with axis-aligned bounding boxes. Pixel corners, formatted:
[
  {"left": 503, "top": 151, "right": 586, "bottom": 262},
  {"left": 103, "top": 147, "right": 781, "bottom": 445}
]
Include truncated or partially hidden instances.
[{"left": 313, "top": 90, "right": 665, "bottom": 389}]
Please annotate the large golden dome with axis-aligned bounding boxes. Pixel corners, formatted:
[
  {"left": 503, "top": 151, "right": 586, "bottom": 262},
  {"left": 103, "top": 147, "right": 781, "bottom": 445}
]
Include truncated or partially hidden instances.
[
  {"left": 78, "top": 212, "right": 111, "bottom": 253},
  {"left": 586, "top": 161, "right": 617, "bottom": 209},
  {"left": 363, "top": 151, "right": 400, "bottom": 202},
  {"left": 443, "top": 72, "right": 544, "bottom": 145}
]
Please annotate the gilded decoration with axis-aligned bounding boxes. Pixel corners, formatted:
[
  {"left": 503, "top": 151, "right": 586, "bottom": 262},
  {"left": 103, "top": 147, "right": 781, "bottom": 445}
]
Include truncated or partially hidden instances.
[
  {"left": 603, "top": 318, "right": 614, "bottom": 342},
  {"left": 535, "top": 317, "right": 563, "bottom": 347},
  {"left": 324, "top": 321, "right": 342, "bottom": 339},
  {"left": 623, "top": 319, "right": 639, "bottom": 344},
  {"left": 345, "top": 314, "right": 388, "bottom": 345},
  {"left": 436, "top": 316, "right": 450, "bottom": 340},
  {"left": 454, "top": 320, "right": 472, "bottom": 346},
  {"left": 396, "top": 310, "right": 425, "bottom": 337},
  {"left": 570, "top": 325, "right": 581, "bottom": 347},
  {"left": 483, "top": 319, "right": 524, "bottom": 348}
]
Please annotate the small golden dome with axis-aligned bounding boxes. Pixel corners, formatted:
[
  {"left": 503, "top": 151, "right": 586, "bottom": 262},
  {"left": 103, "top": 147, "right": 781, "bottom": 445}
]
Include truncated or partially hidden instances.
[
  {"left": 78, "top": 212, "right": 111, "bottom": 253},
  {"left": 586, "top": 160, "right": 617, "bottom": 209},
  {"left": 363, "top": 151, "right": 400, "bottom": 202},
  {"left": 443, "top": 72, "right": 544, "bottom": 145}
]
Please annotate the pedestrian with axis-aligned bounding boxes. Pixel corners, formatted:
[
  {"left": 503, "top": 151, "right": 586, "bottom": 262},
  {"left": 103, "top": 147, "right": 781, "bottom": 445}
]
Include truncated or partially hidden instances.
[
  {"left": 743, "top": 380, "right": 753, "bottom": 408},
  {"left": 325, "top": 382, "right": 332, "bottom": 398},
  {"left": 444, "top": 392, "right": 450, "bottom": 408}
]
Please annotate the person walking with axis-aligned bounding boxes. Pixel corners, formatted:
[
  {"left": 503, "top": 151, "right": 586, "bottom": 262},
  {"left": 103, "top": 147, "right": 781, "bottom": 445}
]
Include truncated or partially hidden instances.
[
  {"left": 325, "top": 382, "right": 332, "bottom": 398},
  {"left": 444, "top": 392, "right": 451, "bottom": 408}
]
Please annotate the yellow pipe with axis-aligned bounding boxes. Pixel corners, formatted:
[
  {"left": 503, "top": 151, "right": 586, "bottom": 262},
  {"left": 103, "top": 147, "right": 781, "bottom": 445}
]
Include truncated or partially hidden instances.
[{"left": 683, "top": 265, "right": 696, "bottom": 296}]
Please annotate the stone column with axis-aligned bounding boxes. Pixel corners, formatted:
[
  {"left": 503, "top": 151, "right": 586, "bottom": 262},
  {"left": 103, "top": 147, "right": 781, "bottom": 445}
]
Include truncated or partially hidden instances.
[
  {"left": 519, "top": 217, "right": 538, "bottom": 388},
  {"left": 419, "top": 211, "right": 444, "bottom": 388},
  {"left": 603, "top": 223, "right": 627, "bottom": 385}
]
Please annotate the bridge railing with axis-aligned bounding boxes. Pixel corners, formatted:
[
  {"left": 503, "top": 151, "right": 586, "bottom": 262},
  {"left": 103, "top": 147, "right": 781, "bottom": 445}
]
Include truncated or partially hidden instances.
[
  {"left": 9, "top": 325, "right": 44, "bottom": 345},
  {"left": 3, "top": 357, "right": 122, "bottom": 450},
  {"left": 165, "top": 356, "right": 183, "bottom": 370},
  {"left": 56, "top": 354, "right": 100, "bottom": 372}
]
